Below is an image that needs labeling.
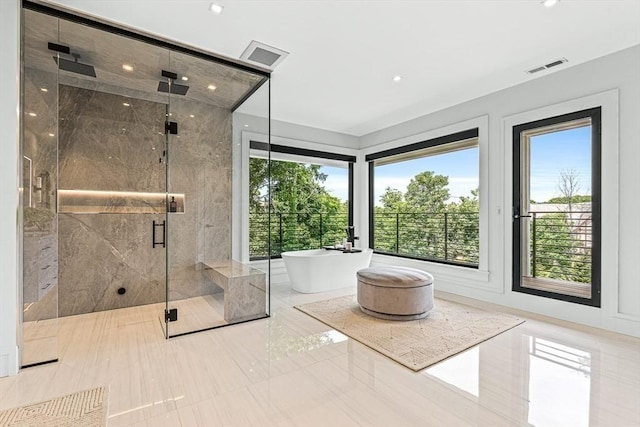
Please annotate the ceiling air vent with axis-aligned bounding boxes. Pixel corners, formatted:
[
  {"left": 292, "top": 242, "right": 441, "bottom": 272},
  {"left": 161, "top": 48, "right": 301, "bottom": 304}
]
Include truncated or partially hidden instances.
[
  {"left": 240, "top": 41, "right": 289, "bottom": 70},
  {"left": 526, "top": 58, "right": 568, "bottom": 74}
]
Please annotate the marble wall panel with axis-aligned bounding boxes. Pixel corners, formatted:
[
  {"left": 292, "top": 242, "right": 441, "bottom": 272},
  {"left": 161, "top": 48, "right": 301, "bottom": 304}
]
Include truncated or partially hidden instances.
[
  {"left": 58, "top": 213, "right": 166, "bottom": 316},
  {"left": 58, "top": 85, "right": 166, "bottom": 193},
  {"left": 166, "top": 97, "right": 232, "bottom": 302},
  {"left": 56, "top": 86, "right": 233, "bottom": 316}
]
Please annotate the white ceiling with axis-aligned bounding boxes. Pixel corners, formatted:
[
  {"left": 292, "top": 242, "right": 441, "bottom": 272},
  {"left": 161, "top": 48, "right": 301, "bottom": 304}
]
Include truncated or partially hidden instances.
[{"left": 44, "top": 0, "right": 640, "bottom": 137}]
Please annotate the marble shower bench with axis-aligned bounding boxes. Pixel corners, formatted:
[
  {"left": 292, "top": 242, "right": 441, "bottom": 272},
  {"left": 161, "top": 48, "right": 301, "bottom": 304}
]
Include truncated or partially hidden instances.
[{"left": 201, "top": 260, "right": 266, "bottom": 323}]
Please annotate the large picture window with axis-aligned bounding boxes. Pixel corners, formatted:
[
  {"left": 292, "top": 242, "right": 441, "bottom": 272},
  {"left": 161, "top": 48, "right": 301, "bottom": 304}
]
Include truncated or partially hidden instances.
[
  {"left": 367, "top": 129, "right": 479, "bottom": 267},
  {"left": 249, "top": 142, "right": 355, "bottom": 259}
]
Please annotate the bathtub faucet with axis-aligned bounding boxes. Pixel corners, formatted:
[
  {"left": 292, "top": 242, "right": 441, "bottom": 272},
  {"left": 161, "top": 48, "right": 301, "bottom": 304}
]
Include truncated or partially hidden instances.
[{"left": 346, "top": 226, "right": 359, "bottom": 245}]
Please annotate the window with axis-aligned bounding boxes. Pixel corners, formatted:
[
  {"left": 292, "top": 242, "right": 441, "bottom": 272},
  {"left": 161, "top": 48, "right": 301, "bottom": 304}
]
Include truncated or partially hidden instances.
[
  {"left": 512, "top": 108, "right": 601, "bottom": 306},
  {"left": 249, "top": 142, "right": 355, "bottom": 259},
  {"left": 367, "top": 129, "right": 479, "bottom": 267}
]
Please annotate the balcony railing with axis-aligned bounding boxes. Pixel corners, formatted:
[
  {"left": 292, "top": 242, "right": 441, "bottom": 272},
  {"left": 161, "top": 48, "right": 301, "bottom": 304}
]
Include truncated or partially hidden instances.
[
  {"left": 249, "top": 210, "right": 591, "bottom": 281},
  {"left": 527, "top": 210, "right": 592, "bottom": 284},
  {"left": 249, "top": 212, "right": 349, "bottom": 259},
  {"left": 372, "top": 212, "right": 480, "bottom": 266}
]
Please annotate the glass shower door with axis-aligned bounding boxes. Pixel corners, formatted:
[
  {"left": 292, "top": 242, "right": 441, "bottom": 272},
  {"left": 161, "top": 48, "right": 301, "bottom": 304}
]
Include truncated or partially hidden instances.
[
  {"left": 163, "top": 51, "right": 271, "bottom": 337},
  {"left": 21, "top": 9, "right": 60, "bottom": 367},
  {"left": 163, "top": 51, "right": 231, "bottom": 337}
]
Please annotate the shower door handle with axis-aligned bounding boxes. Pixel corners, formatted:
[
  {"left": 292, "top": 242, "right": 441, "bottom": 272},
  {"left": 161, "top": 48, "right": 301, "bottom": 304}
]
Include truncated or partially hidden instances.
[{"left": 152, "top": 220, "right": 166, "bottom": 248}]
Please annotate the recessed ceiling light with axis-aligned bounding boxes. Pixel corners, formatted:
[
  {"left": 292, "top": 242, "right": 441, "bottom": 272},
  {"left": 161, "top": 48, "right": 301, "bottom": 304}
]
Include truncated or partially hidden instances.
[
  {"left": 189, "top": 114, "right": 195, "bottom": 118},
  {"left": 122, "top": 102, "right": 130, "bottom": 107},
  {"left": 122, "top": 64, "right": 134, "bottom": 72},
  {"left": 48, "top": 133, "right": 55, "bottom": 137},
  {"left": 40, "top": 88, "right": 48, "bottom": 92},
  {"left": 209, "top": 3, "right": 224, "bottom": 14},
  {"left": 207, "top": 84, "right": 217, "bottom": 91},
  {"left": 28, "top": 112, "right": 37, "bottom": 117},
  {"left": 392, "top": 75, "right": 402, "bottom": 82},
  {"left": 182, "top": 76, "right": 189, "bottom": 81},
  {"left": 243, "top": 124, "right": 249, "bottom": 127},
  {"left": 541, "top": 0, "right": 559, "bottom": 7}
]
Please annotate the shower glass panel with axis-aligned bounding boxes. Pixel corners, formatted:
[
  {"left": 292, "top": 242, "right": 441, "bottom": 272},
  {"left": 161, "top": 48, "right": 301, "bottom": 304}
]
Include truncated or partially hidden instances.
[
  {"left": 21, "top": 9, "right": 60, "bottom": 367},
  {"left": 22, "top": 2, "right": 271, "bottom": 349},
  {"left": 165, "top": 51, "right": 271, "bottom": 337},
  {"left": 54, "top": 19, "right": 170, "bottom": 337}
]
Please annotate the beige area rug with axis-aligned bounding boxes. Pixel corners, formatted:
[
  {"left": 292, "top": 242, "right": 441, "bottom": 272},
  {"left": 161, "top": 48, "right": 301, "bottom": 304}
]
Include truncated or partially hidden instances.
[
  {"left": 0, "top": 387, "right": 106, "bottom": 427},
  {"left": 295, "top": 296, "right": 525, "bottom": 371}
]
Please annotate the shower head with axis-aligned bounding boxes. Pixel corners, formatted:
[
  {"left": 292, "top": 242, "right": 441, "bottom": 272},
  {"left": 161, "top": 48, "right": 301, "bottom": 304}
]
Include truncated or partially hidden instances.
[
  {"left": 157, "top": 81, "right": 189, "bottom": 96},
  {"left": 53, "top": 53, "right": 96, "bottom": 78},
  {"left": 157, "top": 69, "right": 189, "bottom": 95}
]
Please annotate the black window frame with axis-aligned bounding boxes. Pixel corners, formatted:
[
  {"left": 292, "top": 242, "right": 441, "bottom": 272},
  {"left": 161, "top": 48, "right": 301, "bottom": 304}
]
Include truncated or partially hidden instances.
[
  {"left": 249, "top": 141, "right": 355, "bottom": 259},
  {"left": 366, "top": 128, "right": 480, "bottom": 268},
  {"left": 511, "top": 107, "right": 601, "bottom": 307}
]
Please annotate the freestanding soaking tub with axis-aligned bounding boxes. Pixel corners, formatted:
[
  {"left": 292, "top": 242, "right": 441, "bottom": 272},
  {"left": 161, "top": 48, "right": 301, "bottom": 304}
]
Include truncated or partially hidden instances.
[{"left": 281, "top": 248, "right": 373, "bottom": 293}]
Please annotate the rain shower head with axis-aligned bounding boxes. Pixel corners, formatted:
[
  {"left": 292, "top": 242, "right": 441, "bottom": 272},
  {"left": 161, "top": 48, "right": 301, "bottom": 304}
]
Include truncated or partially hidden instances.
[
  {"left": 53, "top": 54, "right": 97, "bottom": 78},
  {"left": 157, "top": 69, "right": 189, "bottom": 96},
  {"left": 157, "top": 81, "right": 189, "bottom": 96}
]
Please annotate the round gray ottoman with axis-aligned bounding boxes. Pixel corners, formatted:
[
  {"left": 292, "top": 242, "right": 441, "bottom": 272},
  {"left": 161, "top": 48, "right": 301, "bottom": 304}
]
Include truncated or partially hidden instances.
[{"left": 356, "top": 266, "right": 434, "bottom": 321}]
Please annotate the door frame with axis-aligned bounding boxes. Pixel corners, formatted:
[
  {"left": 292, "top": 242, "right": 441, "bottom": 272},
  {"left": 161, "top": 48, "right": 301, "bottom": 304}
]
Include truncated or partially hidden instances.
[{"left": 512, "top": 107, "right": 602, "bottom": 307}]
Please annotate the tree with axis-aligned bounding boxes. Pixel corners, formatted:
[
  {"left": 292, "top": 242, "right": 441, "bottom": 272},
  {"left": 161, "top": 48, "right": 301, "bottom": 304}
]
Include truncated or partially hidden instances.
[
  {"left": 373, "top": 173, "right": 477, "bottom": 264},
  {"left": 545, "top": 195, "right": 591, "bottom": 204},
  {"left": 529, "top": 170, "right": 592, "bottom": 284},
  {"left": 249, "top": 158, "right": 347, "bottom": 258},
  {"left": 558, "top": 168, "right": 581, "bottom": 212},
  {"left": 380, "top": 187, "right": 405, "bottom": 211},
  {"left": 404, "top": 171, "right": 450, "bottom": 212},
  {"left": 446, "top": 188, "right": 480, "bottom": 264}
]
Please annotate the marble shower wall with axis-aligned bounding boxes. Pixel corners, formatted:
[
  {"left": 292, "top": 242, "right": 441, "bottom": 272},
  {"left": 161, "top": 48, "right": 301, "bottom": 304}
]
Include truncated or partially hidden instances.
[
  {"left": 166, "top": 96, "right": 233, "bottom": 302},
  {"left": 57, "top": 85, "right": 232, "bottom": 317}
]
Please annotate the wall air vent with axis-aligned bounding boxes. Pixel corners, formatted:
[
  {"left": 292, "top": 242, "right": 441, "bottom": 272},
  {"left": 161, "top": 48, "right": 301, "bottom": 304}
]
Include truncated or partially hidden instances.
[
  {"left": 240, "top": 40, "right": 289, "bottom": 70},
  {"left": 526, "top": 58, "right": 568, "bottom": 74}
]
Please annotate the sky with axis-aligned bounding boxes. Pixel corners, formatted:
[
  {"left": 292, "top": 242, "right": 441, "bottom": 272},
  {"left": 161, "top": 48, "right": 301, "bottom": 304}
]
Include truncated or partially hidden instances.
[
  {"left": 319, "top": 165, "right": 349, "bottom": 201},
  {"left": 529, "top": 126, "right": 591, "bottom": 203},
  {"left": 319, "top": 125, "right": 592, "bottom": 206},
  {"left": 374, "top": 148, "right": 479, "bottom": 205}
]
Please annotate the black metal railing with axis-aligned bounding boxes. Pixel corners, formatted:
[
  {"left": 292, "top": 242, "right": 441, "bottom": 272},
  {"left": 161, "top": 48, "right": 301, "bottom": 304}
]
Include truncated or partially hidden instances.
[
  {"left": 249, "top": 212, "right": 349, "bottom": 259},
  {"left": 249, "top": 210, "right": 592, "bottom": 280},
  {"left": 528, "top": 211, "right": 592, "bottom": 284},
  {"left": 373, "top": 212, "right": 480, "bottom": 266}
]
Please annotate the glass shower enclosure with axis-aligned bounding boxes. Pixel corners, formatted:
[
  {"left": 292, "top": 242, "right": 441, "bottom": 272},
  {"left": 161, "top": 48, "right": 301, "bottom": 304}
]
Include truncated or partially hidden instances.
[{"left": 21, "top": 3, "right": 271, "bottom": 367}]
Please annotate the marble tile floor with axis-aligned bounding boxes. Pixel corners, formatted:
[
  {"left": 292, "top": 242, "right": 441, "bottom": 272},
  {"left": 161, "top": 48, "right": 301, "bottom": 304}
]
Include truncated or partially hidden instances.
[
  {"left": 167, "top": 294, "right": 226, "bottom": 337},
  {"left": 1, "top": 279, "right": 639, "bottom": 427}
]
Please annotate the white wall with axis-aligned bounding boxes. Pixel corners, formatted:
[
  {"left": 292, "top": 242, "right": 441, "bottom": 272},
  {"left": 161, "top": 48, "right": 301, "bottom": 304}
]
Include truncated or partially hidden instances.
[
  {"left": 0, "top": 0, "right": 21, "bottom": 377},
  {"left": 359, "top": 45, "right": 640, "bottom": 337}
]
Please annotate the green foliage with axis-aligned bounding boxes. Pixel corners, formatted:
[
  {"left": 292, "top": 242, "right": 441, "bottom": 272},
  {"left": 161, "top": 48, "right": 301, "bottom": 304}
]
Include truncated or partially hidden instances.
[
  {"left": 530, "top": 212, "right": 591, "bottom": 284},
  {"left": 544, "top": 195, "right": 592, "bottom": 204},
  {"left": 373, "top": 175, "right": 478, "bottom": 264},
  {"left": 249, "top": 158, "right": 592, "bottom": 283},
  {"left": 249, "top": 158, "right": 348, "bottom": 258},
  {"left": 404, "top": 171, "right": 450, "bottom": 212}
]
